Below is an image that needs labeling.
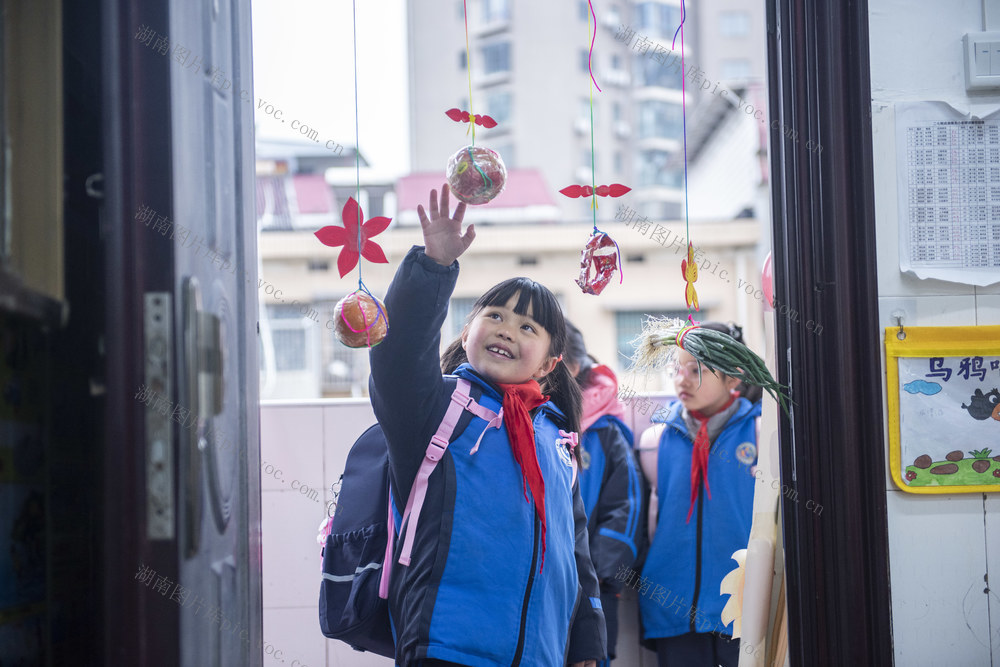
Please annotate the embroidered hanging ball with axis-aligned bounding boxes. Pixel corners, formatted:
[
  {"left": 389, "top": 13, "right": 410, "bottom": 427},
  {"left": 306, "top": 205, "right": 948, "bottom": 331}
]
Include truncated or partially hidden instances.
[
  {"left": 333, "top": 290, "right": 388, "bottom": 348},
  {"left": 446, "top": 145, "right": 507, "bottom": 205}
]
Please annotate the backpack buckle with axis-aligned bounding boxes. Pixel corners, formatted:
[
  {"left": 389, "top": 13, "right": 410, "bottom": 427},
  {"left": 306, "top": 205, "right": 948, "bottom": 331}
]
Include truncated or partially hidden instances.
[
  {"left": 426, "top": 435, "right": 448, "bottom": 461},
  {"left": 451, "top": 386, "right": 473, "bottom": 408}
]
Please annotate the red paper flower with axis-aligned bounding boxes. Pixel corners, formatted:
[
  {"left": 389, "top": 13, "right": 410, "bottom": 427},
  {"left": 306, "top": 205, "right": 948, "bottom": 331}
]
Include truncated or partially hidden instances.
[
  {"left": 559, "top": 184, "right": 631, "bottom": 198},
  {"left": 314, "top": 197, "right": 390, "bottom": 277},
  {"left": 445, "top": 108, "right": 499, "bottom": 128}
]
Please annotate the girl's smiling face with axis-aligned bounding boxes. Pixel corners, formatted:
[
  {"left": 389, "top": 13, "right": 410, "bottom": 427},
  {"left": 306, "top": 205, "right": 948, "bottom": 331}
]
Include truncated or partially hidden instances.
[{"left": 462, "top": 294, "right": 558, "bottom": 385}]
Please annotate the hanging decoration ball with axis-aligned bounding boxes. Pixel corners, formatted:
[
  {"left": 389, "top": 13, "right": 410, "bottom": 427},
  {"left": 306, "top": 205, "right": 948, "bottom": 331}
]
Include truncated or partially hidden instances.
[
  {"left": 446, "top": 145, "right": 507, "bottom": 205},
  {"left": 575, "top": 231, "right": 622, "bottom": 295},
  {"left": 333, "top": 291, "right": 388, "bottom": 348}
]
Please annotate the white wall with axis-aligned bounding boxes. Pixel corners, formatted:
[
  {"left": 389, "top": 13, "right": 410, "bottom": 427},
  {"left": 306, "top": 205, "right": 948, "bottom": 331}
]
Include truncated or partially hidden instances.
[{"left": 869, "top": 1, "right": 1000, "bottom": 664}]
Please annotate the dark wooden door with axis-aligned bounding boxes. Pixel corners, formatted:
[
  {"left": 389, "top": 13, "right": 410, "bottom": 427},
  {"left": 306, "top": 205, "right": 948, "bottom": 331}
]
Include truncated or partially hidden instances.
[{"left": 102, "top": 0, "right": 260, "bottom": 664}]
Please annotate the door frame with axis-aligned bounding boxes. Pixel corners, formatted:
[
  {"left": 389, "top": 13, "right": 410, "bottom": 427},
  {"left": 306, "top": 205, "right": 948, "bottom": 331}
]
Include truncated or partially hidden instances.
[{"left": 765, "top": 0, "right": 894, "bottom": 664}]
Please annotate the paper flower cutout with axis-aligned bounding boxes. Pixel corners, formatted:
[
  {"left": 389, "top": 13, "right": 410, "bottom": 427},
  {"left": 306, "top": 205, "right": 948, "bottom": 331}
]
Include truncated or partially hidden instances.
[
  {"left": 681, "top": 242, "right": 699, "bottom": 310},
  {"left": 559, "top": 184, "right": 631, "bottom": 198},
  {"left": 720, "top": 548, "right": 747, "bottom": 638},
  {"left": 445, "top": 108, "right": 498, "bottom": 129},
  {"left": 575, "top": 231, "right": 622, "bottom": 295},
  {"left": 314, "top": 197, "right": 390, "bottom": 277}
]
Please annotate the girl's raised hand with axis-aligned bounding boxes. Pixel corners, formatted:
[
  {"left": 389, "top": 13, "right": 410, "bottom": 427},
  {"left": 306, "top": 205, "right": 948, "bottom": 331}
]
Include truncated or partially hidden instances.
[{"left": 418, "top": 184, "right": 475, "bottom": 266}]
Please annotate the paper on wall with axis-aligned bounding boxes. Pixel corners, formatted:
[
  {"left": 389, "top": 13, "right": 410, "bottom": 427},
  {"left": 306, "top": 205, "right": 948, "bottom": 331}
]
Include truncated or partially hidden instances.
[{"left": 895, "top": 101, "right": 1000, "bottom": 286}]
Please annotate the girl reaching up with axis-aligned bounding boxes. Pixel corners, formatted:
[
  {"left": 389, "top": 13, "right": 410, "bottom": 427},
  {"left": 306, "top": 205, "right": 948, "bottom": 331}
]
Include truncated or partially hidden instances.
[{"left": 370, "top": 185, "right": 606, "bottom": 667}]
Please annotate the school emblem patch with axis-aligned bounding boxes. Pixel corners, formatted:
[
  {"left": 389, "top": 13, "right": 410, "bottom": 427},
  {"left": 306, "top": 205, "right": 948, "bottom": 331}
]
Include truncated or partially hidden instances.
[
  {"left": 554, "top": 440, "right": 575, "bottom": 467},
  {"left": 735, "top": 442, "right": 757, "bottom": 465}
]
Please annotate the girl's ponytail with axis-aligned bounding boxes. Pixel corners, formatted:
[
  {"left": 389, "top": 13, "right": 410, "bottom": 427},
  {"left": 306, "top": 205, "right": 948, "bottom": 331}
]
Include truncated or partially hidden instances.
[
  {"left": 540, "top": 360, "right": 582, "bottom": 447},
  {"left": 441, "top": 337, "right": 468, "bottom": 374}
]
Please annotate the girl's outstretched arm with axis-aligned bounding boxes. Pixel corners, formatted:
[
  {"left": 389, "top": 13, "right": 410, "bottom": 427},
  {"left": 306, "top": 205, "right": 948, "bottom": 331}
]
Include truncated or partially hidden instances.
[
  {"left": 418, "top": 184, "right": 475, "bottom": 266},
  {"left": 368, "top": 186, "right": 471, "bottom": 502}
]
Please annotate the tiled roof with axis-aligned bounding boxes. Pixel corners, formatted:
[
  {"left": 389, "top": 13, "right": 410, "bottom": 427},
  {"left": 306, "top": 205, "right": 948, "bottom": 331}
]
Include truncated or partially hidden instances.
[{"left": 396, "top": 168, "right": 557, "bottom": 212}]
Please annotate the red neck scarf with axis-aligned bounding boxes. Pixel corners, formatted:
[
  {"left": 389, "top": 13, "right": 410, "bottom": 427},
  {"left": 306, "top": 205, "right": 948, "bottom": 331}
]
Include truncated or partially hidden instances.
[
  {"left": 497, "top": 380, "right": 549, "bottom": 569},
  {"left": 686, "top": 395, "right": 737, "bottom": 523}
]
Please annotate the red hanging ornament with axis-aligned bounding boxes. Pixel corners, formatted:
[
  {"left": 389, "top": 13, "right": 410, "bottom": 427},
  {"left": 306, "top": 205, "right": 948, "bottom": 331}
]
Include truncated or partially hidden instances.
[
  {"left": 575, "top": 231, "right": 622, "bottom": 295},
  {"left": 558, "top": 184, "right": 631, "bottom": 199},
  {"left": 446, "top": 145, "right": 507, "bottom": 205},
  {"left": 332, "top": 290, "right": 388, "bottom": 348},
  {"left": 445, "top": 108, "right": 499, "bottom": 129},
  {"left": 314, "top": 197, "right": 391, "bottom": 278}
]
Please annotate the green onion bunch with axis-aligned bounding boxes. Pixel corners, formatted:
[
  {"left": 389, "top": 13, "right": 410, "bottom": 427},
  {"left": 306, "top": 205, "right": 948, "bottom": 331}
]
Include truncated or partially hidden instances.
[{"left": 631, "top": 316, "right": 790, "bottom": 414}]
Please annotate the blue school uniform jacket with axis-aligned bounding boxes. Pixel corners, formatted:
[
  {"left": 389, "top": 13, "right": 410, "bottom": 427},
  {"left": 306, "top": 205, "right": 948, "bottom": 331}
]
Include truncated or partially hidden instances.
[
  {"left": 578, "top": 415, "right": 644, "bottom": 588},
  {"left": 370, "top": 246, "right": 606, "bottom": 666},
  {"left": 639, "top": 398, "right": 759, "bottom": 641}
]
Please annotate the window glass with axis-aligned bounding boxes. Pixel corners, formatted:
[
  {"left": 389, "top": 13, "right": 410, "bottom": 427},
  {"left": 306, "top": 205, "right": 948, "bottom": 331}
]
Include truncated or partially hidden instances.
[
  {"left": 638, "top": 56, "right": 681, "bottom": 89},
  {"left": 638, "top": 100, "right": 684, "bottom": 139},
  {"left": 616, "top": 309, "right": 689, "bottom": 365},
  {"left": 721, "top": 59, "right": 752, "bottom": 81},
  {"left": 486, "top": 90, "right": 512, "bottom": 125},
  {"left": 481, "top": 42, "right": 511, "bottom": 75},
  {"left": 272, "top": 329, "right": 306, "bottom": 371},
  {"left": 719, "top": 11, "right": 751, "bottom": 37},
  {"left": 482, "top": 0, "right": 510, "bottom": 23},
  {"left": 637, "top": 149, "right": 683, "bottom": 188}
]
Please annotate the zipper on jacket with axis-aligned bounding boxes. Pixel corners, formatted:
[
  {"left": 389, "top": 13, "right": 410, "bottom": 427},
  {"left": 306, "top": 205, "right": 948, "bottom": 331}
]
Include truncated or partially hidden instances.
[
  {"left": 690, "top": 484, "right": 704, "bottom": 633},
  {"left": 511, "top": 516, "right": 540, "bottom": 666}
]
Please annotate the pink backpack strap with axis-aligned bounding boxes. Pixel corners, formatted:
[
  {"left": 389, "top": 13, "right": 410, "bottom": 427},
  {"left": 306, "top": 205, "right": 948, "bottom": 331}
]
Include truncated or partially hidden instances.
[
  {"left": 378, "top": 497, "right": 395, "bottom": 599},
  {"left": 468, "top": 401, "right": 502, "bottom": 455},
  {"left": 397, "top": 379, "right": 476, "bottom": 567}
]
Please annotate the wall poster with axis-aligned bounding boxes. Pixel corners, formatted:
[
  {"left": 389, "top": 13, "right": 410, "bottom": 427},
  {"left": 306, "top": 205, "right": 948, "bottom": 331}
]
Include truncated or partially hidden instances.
[
  {"left": 894, "top": 101, "right": 1000, "bottom": 286},
  {"left": 886, "top": 325, "right": 1000, "bottom": 493}
]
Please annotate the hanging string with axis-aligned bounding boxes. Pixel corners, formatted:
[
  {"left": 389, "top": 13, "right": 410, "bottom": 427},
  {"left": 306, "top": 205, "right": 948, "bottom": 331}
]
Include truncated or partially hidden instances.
[
  {"left": 586, "top": 0, "right": 602, "bottom": 94},
  {"left": 672, "top": 0, "right": 693, "bottom": 308},
  {"left": 463, "top": 0, "right": 476, "bottom": 145},
  {"left": 588, "top": 0, "right": 598, "bottom": 225},
  {"left": 351, "top": 0, "right": 364, "bottom": 289},
  {"left": 586, "top": 1, "right": 623, "bottom": 284}
]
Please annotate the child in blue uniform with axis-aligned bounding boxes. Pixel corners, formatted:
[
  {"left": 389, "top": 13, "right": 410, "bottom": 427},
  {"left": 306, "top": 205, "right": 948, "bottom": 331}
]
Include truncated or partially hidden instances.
[
  {"left": 563, "top": 323, "right": 643, "bottom": 667},
  {"left": 370, "top": 185, "right": 606, "bottom": 667},
  {"left": 635, "top": 322, "right": 760, "bottom": 667}
]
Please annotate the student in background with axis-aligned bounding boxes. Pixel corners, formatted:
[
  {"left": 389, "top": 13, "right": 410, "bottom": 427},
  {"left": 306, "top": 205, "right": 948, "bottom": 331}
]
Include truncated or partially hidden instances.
[
  {"left": 635, "top": 322, "right": 761, "bottom": 667},
  {"left": 564, "top": 322, "right": 644, "bottom": 667}
]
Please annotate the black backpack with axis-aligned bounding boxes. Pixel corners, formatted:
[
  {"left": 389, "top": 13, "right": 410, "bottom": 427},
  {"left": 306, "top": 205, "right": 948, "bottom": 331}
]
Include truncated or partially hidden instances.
[
  {"left": 318, "top": 423, "right": 396, "bottom": 657},
  {"left": 318, "top": 378, "right": 501, "bottom": 658}
]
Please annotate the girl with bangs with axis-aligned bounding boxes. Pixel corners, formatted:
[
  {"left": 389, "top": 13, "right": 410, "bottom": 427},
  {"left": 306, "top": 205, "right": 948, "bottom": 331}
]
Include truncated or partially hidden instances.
[{"left": 370, "top": 185, "right": 606, "bottom": 667}]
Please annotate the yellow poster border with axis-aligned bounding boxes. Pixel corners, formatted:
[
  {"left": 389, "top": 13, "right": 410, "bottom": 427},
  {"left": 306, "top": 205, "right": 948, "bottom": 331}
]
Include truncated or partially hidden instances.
[{"left": 886, "top": 325, "right": 1000, "bottom": 494}]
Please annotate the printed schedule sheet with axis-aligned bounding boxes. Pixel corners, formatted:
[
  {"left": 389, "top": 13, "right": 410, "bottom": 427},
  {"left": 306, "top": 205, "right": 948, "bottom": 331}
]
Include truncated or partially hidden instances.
[{"left": 895, "top": 101, "right": 1000, "bottom": 285}]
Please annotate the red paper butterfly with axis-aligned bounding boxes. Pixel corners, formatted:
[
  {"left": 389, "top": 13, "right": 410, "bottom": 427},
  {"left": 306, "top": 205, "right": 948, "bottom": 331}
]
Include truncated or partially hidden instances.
[
  {"left": 445, "top": 108, "right": 499, "bottom": 128},
  {"left": 559, "top": 184, "right": 632, "bottom": 198},
  {"left": 314, "top": 197, "right": 390, "bottom": 278}
]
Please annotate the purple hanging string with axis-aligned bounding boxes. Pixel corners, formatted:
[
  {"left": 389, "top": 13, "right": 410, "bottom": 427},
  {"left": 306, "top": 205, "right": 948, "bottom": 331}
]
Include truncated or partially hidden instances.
[
  {"left": 671, "top": 1, "right": 691, "bottom": 266},
  {"left": 587, "top": 0, "right": 602, "bottom": 92}
]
